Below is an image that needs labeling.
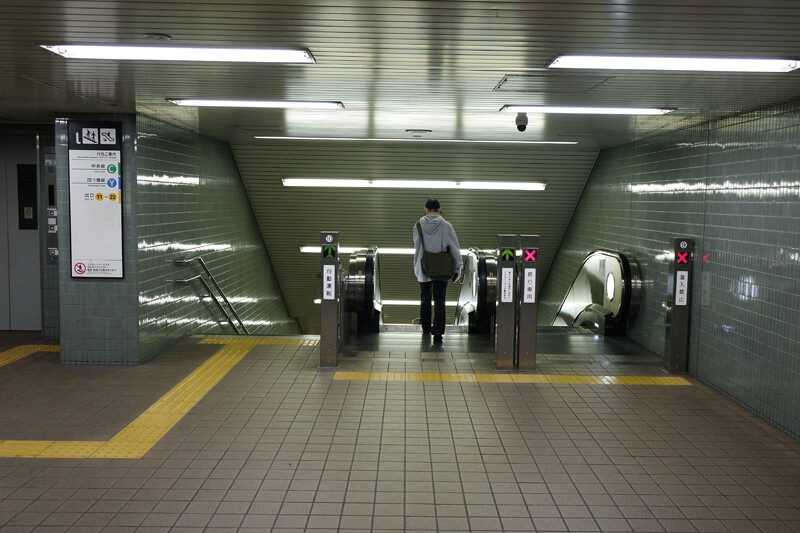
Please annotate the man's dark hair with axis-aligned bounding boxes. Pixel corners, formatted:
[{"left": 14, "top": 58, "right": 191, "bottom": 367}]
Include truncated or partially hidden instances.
[{"left": 425, "top": 198, "right": 440, "bottom": 210}]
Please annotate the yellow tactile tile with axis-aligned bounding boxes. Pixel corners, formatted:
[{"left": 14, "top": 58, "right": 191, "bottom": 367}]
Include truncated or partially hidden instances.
[
  {"left": 0, "top": 344, "right": 59, "bottom": 368},
  {"left": 0, "top": 337, "right": 313, "bottom": 459},
  {"left": 334, "top": 371, "right": 692, "bottom": 386},
  {"left": 0, "top": 440, "right": 54, "bottom": 457},
  {"left": 36, "top": 441, "right": 106, "bottom": 458}
]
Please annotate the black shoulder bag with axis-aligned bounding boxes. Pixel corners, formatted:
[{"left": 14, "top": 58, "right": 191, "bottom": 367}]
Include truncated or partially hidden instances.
[{"left": 416, "top": 221, "right": 456, "bottom": 281}]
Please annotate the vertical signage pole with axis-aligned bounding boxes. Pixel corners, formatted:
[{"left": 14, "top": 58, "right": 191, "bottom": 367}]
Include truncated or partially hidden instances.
[
  {"left": 320, "top": 232, "right": 340, "bottom": 367},
  {"left": 665, "top": 238, "right": 693, "bottom": 372},
  {"left": 496, "top": 234, "right": 517, "bottom": 370},
  {"left": 518, "top": 235, "right": 539, "bottom": 370}
]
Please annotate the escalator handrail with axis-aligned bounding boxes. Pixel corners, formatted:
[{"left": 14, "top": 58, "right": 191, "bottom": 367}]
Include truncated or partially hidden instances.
[{"left": 552, "top": 248, "right": 640, "bottom": 327}]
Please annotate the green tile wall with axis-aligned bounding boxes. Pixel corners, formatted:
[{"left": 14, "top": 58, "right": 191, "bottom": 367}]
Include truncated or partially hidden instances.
[
  {"left": 56, "top": 114, "right": 299, "bottom": 363},
  {"left": 135, "top": 115, "right": 299, "bottom": 361},
  {"left": 55, "top": 115, "right": 140, "bottom": 364},
  {"left": 540, "top": 101, "right": 800, "bottom": 439}
]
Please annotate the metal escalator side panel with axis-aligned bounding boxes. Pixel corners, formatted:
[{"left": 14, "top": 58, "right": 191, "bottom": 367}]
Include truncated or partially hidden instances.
[{"left": 553, "top": 249, "right": 642, "bottom": 335}]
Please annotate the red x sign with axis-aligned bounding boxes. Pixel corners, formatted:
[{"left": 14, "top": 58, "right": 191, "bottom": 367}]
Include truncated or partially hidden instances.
[
  {"left": 524, "top": 249, "right": 536, "bottom": 262},
  {"left": 676, "top": 252, "right": 688, "bottom": 264}
]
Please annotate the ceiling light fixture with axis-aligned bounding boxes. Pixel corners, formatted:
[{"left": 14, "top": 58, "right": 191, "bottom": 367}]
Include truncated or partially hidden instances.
[
  {"left": 548, "top": 55, "right": 799, "bottom": 73},
  {"left": 167, "top": 99, "right": 344, "bottom": 109},
  {"left": 254, "top": 136, "right": 577, "bottom": 145},
  {"left": 40, "top": 44, "right": 315, "bottom": 63},
  {"left": 282, "top": 178, "right": 546, "bottom": 191},
  {"left": 301, "top": 246, "right": 410, "bottom": 254},
  {"left": 300, "top": 246, "right": 523, "bottom": 256},
  {"left": 314, "top": 299, "right": 458, "bottom": 306},
  {"left": 500, "top": 105, "right": 675, "bottom": 115}
]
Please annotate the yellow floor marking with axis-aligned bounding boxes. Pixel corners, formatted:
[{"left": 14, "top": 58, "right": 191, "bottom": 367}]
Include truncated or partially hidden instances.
[
  {"left": 0, "top": 337, "right": 318, "bottom": 459},
  {"left": 0, "top": 344, "right": 59, "bottom": 368},
  {"left": 334, "top": 371, "right": 692, "bottom": 386}
]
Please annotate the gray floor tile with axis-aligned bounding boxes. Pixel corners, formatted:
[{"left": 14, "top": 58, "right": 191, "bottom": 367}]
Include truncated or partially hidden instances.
[{"left": 0, "top": 334, "right": 798, "bottom": 533}]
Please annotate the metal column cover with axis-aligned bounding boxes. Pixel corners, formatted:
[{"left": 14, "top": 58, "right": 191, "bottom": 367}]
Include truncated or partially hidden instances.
[
  {"left": 664, "top": 238, "right": 693, "bottom": 373},
  {"left": 518, "top": 235, "right": 539, "bottom": 370},
  {"left": 320, "top": 232, "right": 340, "bottom": 367},
  {"left": 495, "top": 234, "right": 517, "bottom": 369}
]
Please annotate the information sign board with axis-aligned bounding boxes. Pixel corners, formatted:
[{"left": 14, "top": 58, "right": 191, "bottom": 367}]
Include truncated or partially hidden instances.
[{"left": 68, "top": 121, "right": 123, "bottom": 278}]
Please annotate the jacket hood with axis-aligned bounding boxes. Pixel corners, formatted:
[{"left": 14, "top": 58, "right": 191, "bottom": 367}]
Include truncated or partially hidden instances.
[{"left": 420, "top": 214, "right": 444, "bottom": 233}]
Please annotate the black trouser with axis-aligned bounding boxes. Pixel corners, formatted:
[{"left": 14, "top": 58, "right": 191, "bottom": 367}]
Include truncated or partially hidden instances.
[{"left": 419, "top": 280, "right": 448, "bottom": 335}]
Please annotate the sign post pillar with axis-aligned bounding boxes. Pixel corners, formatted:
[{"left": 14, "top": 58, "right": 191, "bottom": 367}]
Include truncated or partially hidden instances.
[
  {"left": 664, "top": 238, "right": 693, "bottom": 372},
  {"left": 496, "top": 234, "right": 517, "bottom": 370},
  {"left": 320, "top": 232, "right": 340, "bottom": 367},
  {"left": 517, "top": 235, "right": 539, "bottom": 370}
]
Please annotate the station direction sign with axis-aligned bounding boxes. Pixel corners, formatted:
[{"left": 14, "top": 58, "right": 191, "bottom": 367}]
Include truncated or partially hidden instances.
[{"left": 67, "top": 121, "right": 123, "bottom": 278}]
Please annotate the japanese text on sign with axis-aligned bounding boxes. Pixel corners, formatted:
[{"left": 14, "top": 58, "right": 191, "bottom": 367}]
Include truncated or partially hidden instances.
[
  {"left": 523, "top": 269, "right": 536, "bottom": 303},
  {"left": 68, "top": 121, "right": 123, "bottom": 278},
  {"left": 323, "top": 265, "right": 336, "bottom": 300},
  {"left": 501, "top": 268, "right": 514, "bottom": 303},
  {"left": 676, "top": 271, "right": 688, "bottom": 306}
]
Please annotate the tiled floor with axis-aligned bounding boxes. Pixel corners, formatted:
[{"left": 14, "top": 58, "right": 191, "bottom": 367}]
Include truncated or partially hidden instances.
[{"left": 0, "top": 331, "right": 799, "bottom": 532}]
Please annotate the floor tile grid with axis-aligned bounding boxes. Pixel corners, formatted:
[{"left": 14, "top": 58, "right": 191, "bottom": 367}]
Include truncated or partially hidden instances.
[
  {"left": 505, "top": 380, "right": 800, "bottom": 532},
  {"left": 1, "top": 338, "right": 799, "bottom": 532},
  {"left": 334, "top": 350, "right": 708, "bottom": 531}
]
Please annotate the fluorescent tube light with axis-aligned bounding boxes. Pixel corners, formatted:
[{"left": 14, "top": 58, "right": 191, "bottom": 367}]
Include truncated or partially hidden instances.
[
  {"left": 314, "top": 299, "right": 457, "bottom": 306},
  {"left": 283, "top": 178, "right": 546, "bottom": 191},
  {"left": 254, "top": 136, "right": 577, "bottom": 145},
  {"left": 284, "top": 179, "right": 371, "bottom": 188},
  {"left": 500, "top": 105, "right": 674, "bottom": 115},
  {"left": 40, "top": 44, "right": 315, "bottom": 63},
  {"left": 168, "top": 99, "right": 344, "bottom": 109},
  {"left": 300, "top": 246, "right": 471, "bottom": 255},
  {"left": 548, "top": 55, "right": 799, "bottom": 73}
]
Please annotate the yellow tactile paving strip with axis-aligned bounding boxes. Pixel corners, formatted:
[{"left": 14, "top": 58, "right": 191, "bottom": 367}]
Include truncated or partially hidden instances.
[
  {"left": 0, "top": 337, "right": 317, "bottom": 459},
  {"left": 0, "top": 344, "right": 59, "bottom": 368},
  {"left": 334, "top": 371, "right": 692, "bottom": 386}
]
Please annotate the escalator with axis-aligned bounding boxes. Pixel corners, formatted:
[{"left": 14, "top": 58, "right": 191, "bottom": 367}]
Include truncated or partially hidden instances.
[
  {"left": 339, "top": 246, "right": 497, "bottom": 341},
  {"left": 552, "top": 249, "right": 642, "bottom": 335}
]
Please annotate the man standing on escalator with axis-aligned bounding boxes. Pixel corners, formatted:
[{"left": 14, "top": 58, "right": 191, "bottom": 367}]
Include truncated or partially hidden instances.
[{"left": 413, "top": 198, "right": 463, "bottom": 344}]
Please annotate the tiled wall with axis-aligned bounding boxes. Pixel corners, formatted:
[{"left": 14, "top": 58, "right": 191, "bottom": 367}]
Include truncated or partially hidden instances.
[
  {"left": 539, "top": 101, "right": 800, "bottom": 439},
  {"left": 56, "top": 114, "right": 299, "bottom": 363},
  {"left": 135, "top": 115, "right": 299, "bottom": 361},
  {"left": 55, "top": 115, "right": 141, "bottom": 364}
]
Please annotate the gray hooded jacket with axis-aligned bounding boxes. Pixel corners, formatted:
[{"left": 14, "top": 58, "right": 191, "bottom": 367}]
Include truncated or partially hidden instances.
[{"left": 413, "top": 214, "right": 463, "bottom": 283}]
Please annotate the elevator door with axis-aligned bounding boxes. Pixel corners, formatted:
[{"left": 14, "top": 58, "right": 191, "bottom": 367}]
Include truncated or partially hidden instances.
[{"left": 0, "top": 134, "right": 41, "bottom": 330}]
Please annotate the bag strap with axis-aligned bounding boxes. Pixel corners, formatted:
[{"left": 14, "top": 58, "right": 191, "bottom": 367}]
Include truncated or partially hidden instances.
[{"left": 417, "top": 220, "right": 449, "bottom": 253}]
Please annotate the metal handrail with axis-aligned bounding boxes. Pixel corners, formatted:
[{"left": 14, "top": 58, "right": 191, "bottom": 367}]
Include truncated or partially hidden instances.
[
  {"left": 175, "top": 257, "right": 249, "bottom": 334},
  {"left": 174, "top": 275, "right": 240, "bottom": 333}
]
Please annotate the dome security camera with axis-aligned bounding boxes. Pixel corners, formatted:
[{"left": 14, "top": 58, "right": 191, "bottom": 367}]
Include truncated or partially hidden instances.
[{"left": 515, "top": 112, "right": 528, "bottom": 132}]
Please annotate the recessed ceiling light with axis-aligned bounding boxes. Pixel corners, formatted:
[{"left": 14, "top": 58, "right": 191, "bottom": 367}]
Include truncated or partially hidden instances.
[
  {"left": 255, "top": 136, "right": 577, "bottom": 145},
  {"left": 167, "top": 99, "right": 343, "bottom": 109},
  {"left": 548, "top": 55, "right": 799, "bottom": 73},
  {"left": 282, "top": 178, "right": 546, "bottom": 191},
  {"left": 500, "top": 105, "right": 675, "bottom": 115},
  {"left": 40, "top": 44, "right": 315, "bottom": 63}
]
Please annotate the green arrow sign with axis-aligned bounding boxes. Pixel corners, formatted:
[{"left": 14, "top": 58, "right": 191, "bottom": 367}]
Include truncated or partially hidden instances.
[
  {"left": 323, "top": 245, "right": 337, "bottom": 258},
  {"left": 501, "top": 249, "right": 514, "bottom": 261}
]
